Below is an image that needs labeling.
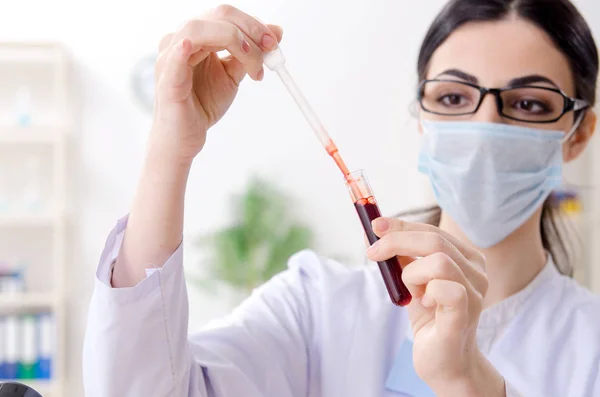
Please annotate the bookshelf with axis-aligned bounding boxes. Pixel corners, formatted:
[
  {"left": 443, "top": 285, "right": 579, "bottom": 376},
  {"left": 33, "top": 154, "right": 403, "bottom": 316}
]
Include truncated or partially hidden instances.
[
  {"left": 0, "top": 214, "right": 57, "bottom": 228},
  {"left": 0, "top": 126, "right": 63, "bottom": 144},
  {"left": 0, "top": 42, "right": 71, "bottom": 397},
  {"left": 0, "top": 293, "right": 57, "bottom": 310}
]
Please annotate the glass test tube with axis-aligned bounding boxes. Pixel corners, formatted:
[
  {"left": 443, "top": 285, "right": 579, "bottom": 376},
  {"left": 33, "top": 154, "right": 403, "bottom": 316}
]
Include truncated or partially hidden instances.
[{"left": 346, "top": 170, "right": 412, "bottom": 306}]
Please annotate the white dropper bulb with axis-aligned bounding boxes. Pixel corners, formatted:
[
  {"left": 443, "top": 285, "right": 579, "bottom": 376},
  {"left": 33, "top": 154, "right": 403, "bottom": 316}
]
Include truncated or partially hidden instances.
[{"left": 263, "top": 46, "right": 286, "bottom": 71}]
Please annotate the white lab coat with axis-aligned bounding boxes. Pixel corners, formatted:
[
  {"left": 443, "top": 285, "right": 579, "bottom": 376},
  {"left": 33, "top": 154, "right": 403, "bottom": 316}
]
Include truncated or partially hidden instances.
[{"left": 83, "top": 216, "right": 600, "bottom": 396}]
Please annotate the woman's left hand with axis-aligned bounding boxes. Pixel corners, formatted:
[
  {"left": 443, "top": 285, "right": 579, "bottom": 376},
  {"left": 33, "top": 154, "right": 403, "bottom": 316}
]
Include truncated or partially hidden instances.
[{"left": 367, "top": 218, "right": 506, "bottom": 397}]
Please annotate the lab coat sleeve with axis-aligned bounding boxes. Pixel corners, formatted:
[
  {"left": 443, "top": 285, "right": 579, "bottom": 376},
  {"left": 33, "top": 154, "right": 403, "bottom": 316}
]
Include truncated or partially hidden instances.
[
  {"left": 83, "top": 216, "right": 318, "bottom": 397},
  {"left": 505, "top": 381, "right": 524, "bottom": 397}
]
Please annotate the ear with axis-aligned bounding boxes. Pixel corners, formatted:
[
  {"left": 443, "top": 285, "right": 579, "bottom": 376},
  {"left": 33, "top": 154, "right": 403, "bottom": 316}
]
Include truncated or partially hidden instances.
[
  {"left": 563, "top": 110, "right": 596, "bottom": 163},
  {"left": 411, "top": 100, "right": 424, "bottom": 135}
]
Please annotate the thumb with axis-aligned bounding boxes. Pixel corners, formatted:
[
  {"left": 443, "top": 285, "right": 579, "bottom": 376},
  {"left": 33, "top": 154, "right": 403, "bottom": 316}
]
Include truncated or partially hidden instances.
[
  {"left": 422, "top": 279, "right": 469, "bottom": 340},
  {"left": 266, "top": 24, "right": 284, "bottom": 43}
]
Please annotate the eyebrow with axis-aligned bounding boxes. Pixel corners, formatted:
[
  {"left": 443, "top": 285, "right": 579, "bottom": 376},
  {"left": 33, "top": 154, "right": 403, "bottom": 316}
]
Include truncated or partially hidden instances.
[
  {"left": 435, "top": 69, "right": 479, "bottom": 84},
  {"left": 434, "top": 68, "right": 561, "bottom": 89},
  {"left": 507, "top": 75, "right": 559, "bottom": 88}
]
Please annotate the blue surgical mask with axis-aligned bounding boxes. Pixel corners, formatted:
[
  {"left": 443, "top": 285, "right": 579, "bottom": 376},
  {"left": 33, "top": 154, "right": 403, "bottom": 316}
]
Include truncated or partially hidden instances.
[{"left": 417, "top": 119, "right": 578, "bottom": 248}]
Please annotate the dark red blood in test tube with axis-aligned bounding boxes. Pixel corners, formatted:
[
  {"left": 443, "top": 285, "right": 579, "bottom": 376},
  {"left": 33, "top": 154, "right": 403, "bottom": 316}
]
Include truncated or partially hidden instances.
[
  {"left": 354, "top": 197, "right": 412, "bottom": 306},
  {"left": 326, "top": 140, "right": 411, "bottom": 306}
]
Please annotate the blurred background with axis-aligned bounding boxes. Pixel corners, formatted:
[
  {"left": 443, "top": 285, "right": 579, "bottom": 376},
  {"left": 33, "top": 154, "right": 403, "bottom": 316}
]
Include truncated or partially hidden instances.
[{"left": 0, "top": 0, "right": 598, "bottom": 395}]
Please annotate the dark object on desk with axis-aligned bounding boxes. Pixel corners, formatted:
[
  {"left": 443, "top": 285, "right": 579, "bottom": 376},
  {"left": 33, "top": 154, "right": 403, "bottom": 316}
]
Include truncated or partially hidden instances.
[{"left": 0, "top": 382, "right": 42, "bottom": 397}]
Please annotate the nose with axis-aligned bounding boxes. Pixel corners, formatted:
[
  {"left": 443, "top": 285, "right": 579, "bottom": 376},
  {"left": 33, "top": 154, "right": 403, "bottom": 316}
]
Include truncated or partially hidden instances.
[{"left": 472, "top": 93, "right": 503, "bottom": 123}]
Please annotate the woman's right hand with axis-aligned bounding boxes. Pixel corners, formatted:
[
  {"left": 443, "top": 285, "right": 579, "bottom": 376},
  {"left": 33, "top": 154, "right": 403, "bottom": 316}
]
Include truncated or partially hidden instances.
[
  {"left": 150, "top": 5, "right": 283, "bottom": 164},
  {"left": 112, "top": 7, "right": 282, "bottom": 288}
]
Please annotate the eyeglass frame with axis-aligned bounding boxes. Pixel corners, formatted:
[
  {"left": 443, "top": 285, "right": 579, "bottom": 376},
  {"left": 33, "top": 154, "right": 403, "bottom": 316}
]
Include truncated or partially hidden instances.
[{"left": 417, "top": 79, "right": 590, "bottom": 124}]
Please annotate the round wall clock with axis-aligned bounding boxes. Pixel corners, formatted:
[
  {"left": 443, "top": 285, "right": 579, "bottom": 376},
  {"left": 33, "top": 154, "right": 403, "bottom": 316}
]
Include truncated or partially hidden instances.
[{"left": 131, "top": 53, "right": 157, "bottom": 113}]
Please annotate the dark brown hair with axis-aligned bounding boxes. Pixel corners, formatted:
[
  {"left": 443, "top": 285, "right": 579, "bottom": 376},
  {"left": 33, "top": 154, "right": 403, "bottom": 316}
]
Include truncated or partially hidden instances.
[{"left": 414, "top": 0, "right": 599, "bottom": 275}]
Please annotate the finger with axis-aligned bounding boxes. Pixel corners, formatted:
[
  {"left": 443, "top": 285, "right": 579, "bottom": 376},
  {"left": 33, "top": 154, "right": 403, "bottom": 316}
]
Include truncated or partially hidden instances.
[
  {"left": 188, "top": 49, "right": 208, "bottom": 67},
  {"left": 421, "top": 279, "right": 470, "bottom": 341},
  {"left": 372, "top": 217, "right": 485, "bottom": 264},
  {"left": 173, "top": 19, "right": 264, "bottom": 80},
  {"left": 194, "top": 28, "right": 263, "bottom": 79},
  {"left": 363, "top": 236, "right": 415, "bottom": 270},
  {"left": 369, "top": 224, "right": 488, "bottom": 294},
  {"left": 209, "top": 5, "right": 281, "bottom": 51},
  {"left": 367, "top": 231, "right": 467, "bottom": 269},
  {"left": 400, "top": 253, "right": 470, "bottom": 299},
  {"left": 266, "top": 24, "right": 284, "bottom": 43}
]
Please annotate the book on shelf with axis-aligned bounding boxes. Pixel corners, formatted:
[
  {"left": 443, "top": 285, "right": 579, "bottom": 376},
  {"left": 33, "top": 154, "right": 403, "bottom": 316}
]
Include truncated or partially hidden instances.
[{"left": 0, "top": 313, "right": 54, "bottom": 380}]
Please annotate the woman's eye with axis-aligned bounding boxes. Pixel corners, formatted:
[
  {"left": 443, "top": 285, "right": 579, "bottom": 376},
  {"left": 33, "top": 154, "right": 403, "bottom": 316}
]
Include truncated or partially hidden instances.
[
  {"left": 438, "top": 94, "right": 468, "bottom": 107},
  {"left": 513, "top": 99, "right": 551, "bottom": 114}
]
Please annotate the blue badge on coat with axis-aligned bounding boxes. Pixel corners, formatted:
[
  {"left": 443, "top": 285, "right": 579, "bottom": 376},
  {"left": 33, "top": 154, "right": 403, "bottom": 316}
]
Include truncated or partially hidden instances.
[{"left": 385, "top": 340, "right": 436, "bottom": 397}]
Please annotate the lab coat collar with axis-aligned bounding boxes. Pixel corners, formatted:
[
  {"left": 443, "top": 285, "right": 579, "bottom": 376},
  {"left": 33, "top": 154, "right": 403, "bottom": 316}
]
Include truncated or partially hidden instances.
[{"left": 478, "top": 253, "right": 560, "bottom": 330}]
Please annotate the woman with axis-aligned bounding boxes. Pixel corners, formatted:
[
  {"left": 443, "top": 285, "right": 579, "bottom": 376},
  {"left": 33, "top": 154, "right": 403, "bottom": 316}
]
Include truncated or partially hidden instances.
[{"left": 83, "top": 0, "right": 600, "bottom": 396}]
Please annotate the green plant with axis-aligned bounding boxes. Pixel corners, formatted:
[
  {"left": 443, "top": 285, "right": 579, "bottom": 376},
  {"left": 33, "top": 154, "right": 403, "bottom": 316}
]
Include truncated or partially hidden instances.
[{"left": 194, "top": 177, "right": 313, "bottom": 295}]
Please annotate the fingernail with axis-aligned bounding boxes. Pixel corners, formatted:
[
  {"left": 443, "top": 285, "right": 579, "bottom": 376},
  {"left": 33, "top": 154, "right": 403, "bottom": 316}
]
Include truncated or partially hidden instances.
[
  {"left": 241, "top": 40, "right": 251, "bottom": 53},
  {"left": 261, "top": 34, "right": 276, "bottom": 50},
  {"left": 373, "top": 218, "right": 390, "bottom": 232},
  {"left": 257, "top": 68, "right": 264, "bottom": 81}
]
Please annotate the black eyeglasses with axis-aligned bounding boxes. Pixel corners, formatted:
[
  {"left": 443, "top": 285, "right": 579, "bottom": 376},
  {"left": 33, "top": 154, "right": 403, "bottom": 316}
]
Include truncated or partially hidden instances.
[{"left": 418, "top": 79, "right": 589, "bottom": 123}]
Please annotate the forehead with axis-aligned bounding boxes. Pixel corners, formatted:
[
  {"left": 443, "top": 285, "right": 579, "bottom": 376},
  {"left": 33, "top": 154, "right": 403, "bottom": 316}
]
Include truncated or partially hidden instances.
[{"left": 426, "top": 18, "right": 575, "bottom": 95}]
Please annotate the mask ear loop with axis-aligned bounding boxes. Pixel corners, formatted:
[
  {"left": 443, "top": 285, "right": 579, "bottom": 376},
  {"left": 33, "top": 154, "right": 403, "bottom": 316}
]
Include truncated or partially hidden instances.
[
  {"left": 558, "top": 111, "right": 587, "bottom": 194},
  {"left": 561, "top": 111, "right": 586, "bottom": 144}
]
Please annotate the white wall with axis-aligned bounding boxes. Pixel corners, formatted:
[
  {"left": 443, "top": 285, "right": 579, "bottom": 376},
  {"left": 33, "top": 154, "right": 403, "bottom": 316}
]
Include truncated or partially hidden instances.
[{"left": 1, "top": 0, "right": 599, "bottom": 395}]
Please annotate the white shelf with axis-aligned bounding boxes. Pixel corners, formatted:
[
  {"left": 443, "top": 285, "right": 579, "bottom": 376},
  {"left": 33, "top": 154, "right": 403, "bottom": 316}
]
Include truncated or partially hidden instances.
[
  {"left": 0, "top": 42, "right": 66, "bottom": 65},
  {"left": 0, "top": 125, "right": 66, "bottom": 144},
  {"left": 0, "top": 213, "right": 57, "bottom": 228},
  {"left": 0, "top": 292, "right": 56, "bottom": 310},
  {"left": 0, "top": 41, "right": 70, "bottom": 397}
]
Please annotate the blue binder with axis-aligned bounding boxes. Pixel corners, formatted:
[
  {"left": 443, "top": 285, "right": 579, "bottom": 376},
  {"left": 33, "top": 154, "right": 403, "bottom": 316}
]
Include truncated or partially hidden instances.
[
  {"left": 0, "top": 316, "right": 6, "bottom": 378},
  {"left": 35, "top": 313, "right": 52, "bottom": 379}
]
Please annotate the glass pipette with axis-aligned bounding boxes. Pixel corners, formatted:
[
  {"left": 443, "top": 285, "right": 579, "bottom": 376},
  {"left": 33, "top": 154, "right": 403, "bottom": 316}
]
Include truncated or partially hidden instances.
[
  {"left": 263, "top": 49, "right": 330, "bottom": 148},
  {"left": 263, "top": 47, "right": 360, "bottom": 195}
]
